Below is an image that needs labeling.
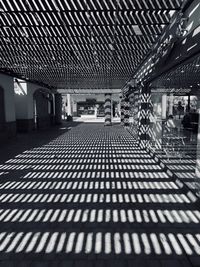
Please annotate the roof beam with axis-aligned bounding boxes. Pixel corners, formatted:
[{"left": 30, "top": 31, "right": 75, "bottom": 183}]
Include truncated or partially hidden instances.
[
  {"left": 0, "top": 8, "right": 181, "bottom": 14},
  {"left": 0, "top": 22, "right": 169, "bottom": 27}
]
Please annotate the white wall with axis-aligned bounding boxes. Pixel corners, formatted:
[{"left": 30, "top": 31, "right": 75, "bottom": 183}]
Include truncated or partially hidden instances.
[{"left": 0, "top": 74, "right": 16, "bottom": 122}]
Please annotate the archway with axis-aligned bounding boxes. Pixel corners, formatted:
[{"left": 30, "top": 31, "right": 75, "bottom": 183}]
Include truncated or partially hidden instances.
[{"left": 33, "top": 89, "right": 54, "bottom": 130}]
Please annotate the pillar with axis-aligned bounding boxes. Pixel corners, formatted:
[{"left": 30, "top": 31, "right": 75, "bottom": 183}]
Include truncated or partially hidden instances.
[
  {"left": 72, "top": 99, "right": 77, "bottom": 117},
  {"left": 61, "top": 95, "right": 67, "bottom": 120},
  {"left": 104, "top": 93, "right": 112, "bottom": 126},
  {"left": 67, "top": 94, "right": 72, "bottom": 116},
  {"left": 127, "top": 90, "right": 139, "bottom": 137},
  {"left": 55, "top": 93, "right": 62, "bottom": 125},
  {"left": 169, "top": 93, "right": 174, "bottom": 116},
  {"left": 150, "top": 93, "right": 163, "bottom": 150},
  {"left": 162, "top": 94, "right": 167, "bottom": 120},
  {"left": 133, "top": 90, "right": 139, "bottom": 127},
  {"left": 195, "top": 103, "right": 200, "bottom": 196},
  {"left": 124, "top": 96, "right": 130, "bottom": 127},
  {"left": 117, "top": 102, "right": 121, "bottom": 117},
  {"left": 128, "top": 93, "right": 134, "bottom": 126},
  {"left": 120, "top": 98, "right": 125, "bottom": 125},
  {"left": 51, "top": 94, "right": 56, "bottom": 124},
  {"left": 138, "top": 84, "right": 151, "bottom": 148},
  {"left": 0, "top": 74, "right": 16, "bottom": 139},
  {"left": 187, "top": 94, "right": 191, "bottom": 112}
]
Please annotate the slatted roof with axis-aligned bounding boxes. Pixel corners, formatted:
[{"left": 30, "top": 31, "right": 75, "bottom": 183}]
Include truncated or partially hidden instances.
[
  {"left": 151, "top": 53, "right": 200, "bottom": 92},
  {"left": 0, "top": 0, "right": 182, "bottom": 90}
]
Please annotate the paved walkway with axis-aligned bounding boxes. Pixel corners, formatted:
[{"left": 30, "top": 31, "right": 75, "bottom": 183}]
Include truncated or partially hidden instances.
[{"left": 0, "top": 123, "right": 200, "bottom": 266}]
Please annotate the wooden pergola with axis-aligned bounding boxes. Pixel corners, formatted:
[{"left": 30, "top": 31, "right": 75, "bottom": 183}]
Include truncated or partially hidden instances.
[{"left": 0, "top": 0, "right": 182, "bottom": 91}]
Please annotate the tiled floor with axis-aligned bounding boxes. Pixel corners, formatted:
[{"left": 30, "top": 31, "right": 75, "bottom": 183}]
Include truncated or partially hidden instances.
[{"left": 0, "top": 123, "right": 200, "bottom": 266}]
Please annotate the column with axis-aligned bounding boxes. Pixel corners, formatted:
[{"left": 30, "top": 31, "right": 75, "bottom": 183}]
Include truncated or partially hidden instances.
[
  {"left": 124, "top": 96, "right": 130, "bottom": 127},
  {"left": 161, "top": 93, "right": 168, "bottom": 138},
  {"left": 104, "top": 93, "right": 112, "bottom": 126},
  {"left": 55, "top": 93, "right": 62, "bottom": 125},
  {"left": 187, "top": 94, "right": 191, "bottom": 112},
  {"left": 117, "top": 102, "right": 121, "bottom": 118},
  {"left": 51, "top": 94, "right": 56, "bottom": 124},
  {"left": 133, "top": 89, "right": 139, "bottom": 127},
  {"left": 195, "top": 102, "right": 200, "bottom": 196},
  {"left": 150, "top": 93, "right": 163, "bottom": 149},
  {"left": 168, "top": 93, "right": 174, "bottom": 116},
  {"left": 120, "top": 98, "right": 125, "bottom": 126},
  {"left": 128, "top": 90, "right": 139, "bottom": 137},
  {"left": 162, "top": 94, "right": 167, "bottom": 120},
  {"left": 72, "top": 98, "right": 77, "bottom": 117},
  {"left": 128, "top": 93, "right": 134, "bottom": 126},
  {"left": 138, "top": 84, "right": 151, "bottom": 148},
  {"left": 67, "top": 93, "right": 72, "bottom": 116}
]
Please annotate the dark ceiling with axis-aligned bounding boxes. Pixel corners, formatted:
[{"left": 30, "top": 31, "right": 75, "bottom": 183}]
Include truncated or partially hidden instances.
[{"left": 0, "top": 0, "right": 183, "bottom": 90}]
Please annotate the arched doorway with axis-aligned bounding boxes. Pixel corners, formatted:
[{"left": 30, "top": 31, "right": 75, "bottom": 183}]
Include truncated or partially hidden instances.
[
  {"left": 33, "top": 89, "right": 54, "bottom": 130},
  {"left": 0, "top": 86, "right": 5, "bottom": 133}
]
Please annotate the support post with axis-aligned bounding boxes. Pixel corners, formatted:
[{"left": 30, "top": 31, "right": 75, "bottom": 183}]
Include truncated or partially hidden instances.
[
  {"left": 124, "top": 96, "right": 130, "bottom": 127},
  {"left": 120, "top": 98, "right": 125, "bottom": 126},
  {"left": 133, "top": 89, "right": 139, "bottom": 128},
  {"left": 55, "top": 93, "right": 62, "bottom": 125},
  {"left": 169, "top": 93, "right": 174, "bottom": 116},
  {"left": 104, "top": 93, "right": 112, "bottom": 126},
  {"left": 195, "top": 103, "right": 200, "bottom": 196},
  {"left": 138, "top": 84, "right": 151, "bottom": 148},
  {"left": 187, "top": 94, "right": 191, "bottom": 112},
  {"left": 162, "top": 94, "right": 167, "bottom": 120},
  {"left": 67, "top": 94, "right": 72, "bottom": 116},
  {"left": 128, "top": 93, "right": 134, "bottom": 127}
]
